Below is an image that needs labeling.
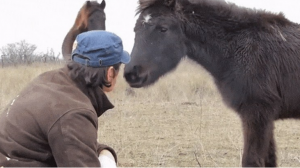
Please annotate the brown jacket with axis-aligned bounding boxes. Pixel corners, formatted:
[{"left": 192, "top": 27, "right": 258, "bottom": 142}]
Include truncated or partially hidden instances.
[{"left": 0, "top": 67, "right": 117, "bottom": 167}]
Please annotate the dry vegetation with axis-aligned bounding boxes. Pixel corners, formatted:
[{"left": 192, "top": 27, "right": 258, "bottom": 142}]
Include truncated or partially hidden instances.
[{"left": 1, "top": 59, "right": 300, "bottom": 167}]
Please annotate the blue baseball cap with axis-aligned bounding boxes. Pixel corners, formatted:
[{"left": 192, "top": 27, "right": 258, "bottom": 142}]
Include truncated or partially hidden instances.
[{"left": 72, "top": 30, "right": 130, "bottom": 67}]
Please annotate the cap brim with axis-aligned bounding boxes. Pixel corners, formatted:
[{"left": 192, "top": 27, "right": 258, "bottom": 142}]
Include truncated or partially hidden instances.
[{"left": 120, "top": 51, "right": 131, "bottom": 64}]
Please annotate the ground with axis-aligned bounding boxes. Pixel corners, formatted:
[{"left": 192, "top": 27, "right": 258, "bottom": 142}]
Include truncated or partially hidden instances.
[{"left": 1, "top": 60, "right": 299, "bottom": 167}]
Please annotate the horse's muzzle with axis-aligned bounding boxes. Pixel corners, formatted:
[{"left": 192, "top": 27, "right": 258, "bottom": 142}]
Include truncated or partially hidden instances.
[{"left": 124, "top": 65, "right": 147, "bottom": 88}]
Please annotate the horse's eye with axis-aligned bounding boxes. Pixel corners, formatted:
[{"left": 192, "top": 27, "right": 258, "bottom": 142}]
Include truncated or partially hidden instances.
[{"left": 160, "top": 27, "right": 168, "bottom": 32}]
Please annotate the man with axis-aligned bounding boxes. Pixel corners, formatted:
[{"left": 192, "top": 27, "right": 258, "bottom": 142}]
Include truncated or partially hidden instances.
[{"left": 0, "top": 30, "right": 130, "bottom": 167}]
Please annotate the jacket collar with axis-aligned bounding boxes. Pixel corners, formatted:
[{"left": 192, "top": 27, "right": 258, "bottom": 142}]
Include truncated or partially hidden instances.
[
  {"left": 62, "top": 67, "right": 114, "bottom": 117},
  {"left": 87, "top": 87, "right": 114, "bottom": 117}
]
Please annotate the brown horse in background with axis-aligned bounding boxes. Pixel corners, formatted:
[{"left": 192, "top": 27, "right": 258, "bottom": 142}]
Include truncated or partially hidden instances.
[{"left": 62, "top": 0, "right": 106, "bottom": 60}]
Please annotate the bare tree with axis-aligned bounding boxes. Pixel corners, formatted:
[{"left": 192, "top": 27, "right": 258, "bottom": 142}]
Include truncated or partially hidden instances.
[
  {"left": 0, "top": 40, "right": 62, "bottom": 67},
  {"left": 35, "top": 48, "right": 61, "bottom": 63},
  {"left": 0, "top": 40, "right": 37, "bottom": 66}
]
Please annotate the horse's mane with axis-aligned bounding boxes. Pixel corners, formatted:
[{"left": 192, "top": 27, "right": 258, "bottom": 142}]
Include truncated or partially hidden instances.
[
  {"left": 136, "top": 0, "right": 291, "bottom": 26},
  {"left": 137, "top": 0, "right": 157, "bottom": 14},
  {"left": 136, "top": 0, "right": 175, "bottom": 15},
  {"left": 186, "top": 0, "right": 291, "bottom": 27}
]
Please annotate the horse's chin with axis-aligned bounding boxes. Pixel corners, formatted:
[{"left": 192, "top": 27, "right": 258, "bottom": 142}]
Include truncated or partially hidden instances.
[
  {"left": 127, "top": 74, "right": 149, "bottom": 88},
  {"left": 125, "top": 68, "right": 164, "bottom": 88}
]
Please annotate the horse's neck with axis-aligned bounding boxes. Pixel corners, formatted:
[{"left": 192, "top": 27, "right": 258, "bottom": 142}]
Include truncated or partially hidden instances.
[
  {"left": 181, "top": 6, "right": 239, "bottom": 77},
  {"left": 61, "top": 27, "right": 81, "bottom": 61},
  {"left": 185, "top": 39, "right": 224, "bottom": 77},
  {"left": 181, "top": 1, "right": 259, "bottom": 76}
]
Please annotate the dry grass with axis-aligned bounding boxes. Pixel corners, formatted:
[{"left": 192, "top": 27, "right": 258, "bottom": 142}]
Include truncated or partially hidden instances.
[
  {"left": 0, "top": 63, "right": 64, "bottom": 112},
  {"left": 1, "top": 59, "right": 300, "bottom": 167}
]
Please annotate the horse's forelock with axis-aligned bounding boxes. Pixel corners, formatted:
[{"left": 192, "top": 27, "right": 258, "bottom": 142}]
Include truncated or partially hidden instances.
[
  {"left": 137, "top": 0, "right": 176, "bottom": 15},
  {"left": 136, "top": 0, "right": 157, "bottom": 15}
]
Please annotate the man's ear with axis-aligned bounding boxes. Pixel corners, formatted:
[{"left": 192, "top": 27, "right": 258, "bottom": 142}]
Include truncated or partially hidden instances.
[{"left": 106, "top": 66, "right": 115, "bottom": 82}]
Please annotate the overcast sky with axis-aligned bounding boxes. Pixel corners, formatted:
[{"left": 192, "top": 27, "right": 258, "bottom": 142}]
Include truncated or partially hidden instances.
[{"left": 0, "top": 0, "right": 300, "bottom": 57}]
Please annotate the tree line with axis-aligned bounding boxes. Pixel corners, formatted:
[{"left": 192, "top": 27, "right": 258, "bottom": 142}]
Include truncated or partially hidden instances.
[{"left": 0, "top": 40, "right": 62, "bottom": 67}]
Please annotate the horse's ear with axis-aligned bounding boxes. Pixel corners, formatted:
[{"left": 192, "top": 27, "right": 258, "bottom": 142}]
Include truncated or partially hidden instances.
[
  {"left": 100, "top": 0, "right": 106, "bottom": 9},
  {"left": 86, "top": 1, "right": 91, "bottom": 7}
]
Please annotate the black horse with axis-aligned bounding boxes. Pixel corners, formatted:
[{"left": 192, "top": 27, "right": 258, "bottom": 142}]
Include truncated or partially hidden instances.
[{"left": 124, "top": 0, "right": 300, "bottom": 167}]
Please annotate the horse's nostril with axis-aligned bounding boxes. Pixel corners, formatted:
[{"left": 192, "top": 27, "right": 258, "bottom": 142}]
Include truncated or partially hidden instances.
[
  {"left": 124, "top": 72, "right": 137, "bottom": 83},
  {"left": 129, "top": 73, "right": 137, "bottom": 80},
  {"left": 124, "top": 65, "right": 142, "bottom": 83},
  {"left": 129, "top": 65, "right": 142, "bottom": 77},
  {"left": 133, "top": 65, "right": 141, "bottom": 74}
]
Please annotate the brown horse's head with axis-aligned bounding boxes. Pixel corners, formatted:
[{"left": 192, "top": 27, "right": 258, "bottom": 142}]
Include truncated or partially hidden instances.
[
  {"left": 75, "top": 0, "right": 106, "bottom": 31},
  {"left": 62, "top": 0, "right": 106, "bottom": 60}
]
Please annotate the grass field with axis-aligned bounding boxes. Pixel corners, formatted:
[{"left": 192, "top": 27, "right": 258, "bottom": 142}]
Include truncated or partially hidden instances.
[{"left": 1, "top": 60, "right": 300, "bottom": 167}]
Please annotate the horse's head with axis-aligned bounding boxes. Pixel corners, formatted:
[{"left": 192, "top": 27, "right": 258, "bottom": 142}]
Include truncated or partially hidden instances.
[
  {"left": 124, "top": 0, "right": 188, "bottom": 88},
  {"left": 76, "top": 0, "right": 106, "bottom": 31},
  {"left": 62, "top": 0, "right": 106, "bottom": 60}
]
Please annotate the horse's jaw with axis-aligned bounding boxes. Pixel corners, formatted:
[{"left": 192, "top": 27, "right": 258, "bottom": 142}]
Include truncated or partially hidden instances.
[{"left": 124, "top": 73, "right": 149, "bottom": 88}]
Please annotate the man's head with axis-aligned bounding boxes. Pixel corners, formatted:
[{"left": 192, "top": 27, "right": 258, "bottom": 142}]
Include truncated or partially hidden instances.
[
  {"left": 68, "top": 30, "right": 130, "bottom": 92},
  {"left": 72, "top": 30, "right": 130, "bottom": 67}
]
